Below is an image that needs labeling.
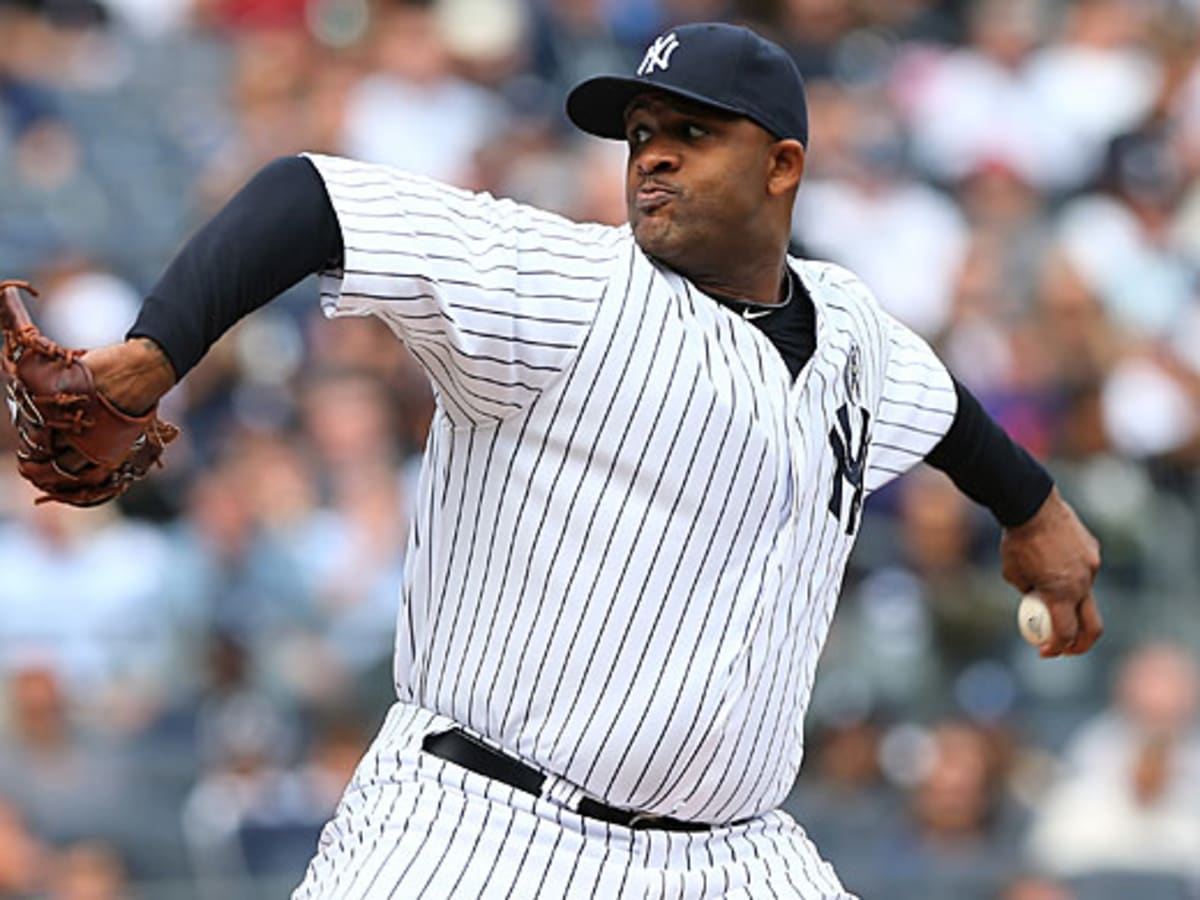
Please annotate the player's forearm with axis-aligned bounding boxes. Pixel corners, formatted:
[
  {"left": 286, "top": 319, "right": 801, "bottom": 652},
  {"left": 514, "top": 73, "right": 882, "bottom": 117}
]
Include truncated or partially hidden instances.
[
  {"left": 127, "top": 154, "right": 343, "bottom": 380},
  {"left": 925, "top": 377, "right": 1053, "bottom": 527}
]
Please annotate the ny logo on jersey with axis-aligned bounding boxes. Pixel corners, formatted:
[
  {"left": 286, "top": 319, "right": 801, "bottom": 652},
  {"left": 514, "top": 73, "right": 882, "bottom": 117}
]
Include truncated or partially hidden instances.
[
  {"left": 844, "top": 344, "right": 862, "bottom": 405},
  {"left": 637, "top": 32, "right": 681, "bottom": 76},
  {"left": 828, "top": 403, "right": 870, "bottom": 535}
]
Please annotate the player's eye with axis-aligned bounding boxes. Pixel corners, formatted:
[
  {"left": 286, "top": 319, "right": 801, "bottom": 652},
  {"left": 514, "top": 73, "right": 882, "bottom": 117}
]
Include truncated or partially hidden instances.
[
  {"left": 685, "top": 123, "right": 708, "bottom": 140},
  {"left": 628, "top": 125, "right": 651, "bottom": 145}
]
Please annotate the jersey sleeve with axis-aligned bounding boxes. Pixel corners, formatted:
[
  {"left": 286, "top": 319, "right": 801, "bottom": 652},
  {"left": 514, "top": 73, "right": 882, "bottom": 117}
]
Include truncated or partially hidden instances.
[
  {"left": 865, "top": 315, "right": 958, "bottom": 493},
  {"left": 304, "top": 153, "right": 623, "bottom": 426}
]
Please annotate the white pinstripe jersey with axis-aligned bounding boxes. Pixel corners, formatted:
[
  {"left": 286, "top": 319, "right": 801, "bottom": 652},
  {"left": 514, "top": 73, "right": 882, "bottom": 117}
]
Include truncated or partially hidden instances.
[{"left": 307, "top": 153, "right": 958, "bottom": 825}]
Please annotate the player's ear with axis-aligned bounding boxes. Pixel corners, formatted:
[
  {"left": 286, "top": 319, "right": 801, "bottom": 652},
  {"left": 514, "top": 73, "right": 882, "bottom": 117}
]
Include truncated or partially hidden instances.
[{"left": 765, "top": 140, "right": 805, "bottom": 197}]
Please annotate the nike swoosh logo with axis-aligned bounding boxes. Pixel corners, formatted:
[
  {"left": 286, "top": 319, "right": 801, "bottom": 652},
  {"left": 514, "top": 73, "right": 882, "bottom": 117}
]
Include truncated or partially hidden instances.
[{"left": 742, "top": 306, "right": 773, "bottom": 320}]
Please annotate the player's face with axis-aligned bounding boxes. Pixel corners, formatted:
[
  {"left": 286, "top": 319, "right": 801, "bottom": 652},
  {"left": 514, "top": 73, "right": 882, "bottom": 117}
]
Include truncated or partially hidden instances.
[{"left": 623, "top": 94, "right": 778, "bottom": 274}]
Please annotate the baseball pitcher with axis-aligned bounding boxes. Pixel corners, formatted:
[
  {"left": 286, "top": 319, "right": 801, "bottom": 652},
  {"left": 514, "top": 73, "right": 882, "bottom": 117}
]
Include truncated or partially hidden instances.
[{"left": 0, "top": 23, "right": 1100, "bottom": 899}]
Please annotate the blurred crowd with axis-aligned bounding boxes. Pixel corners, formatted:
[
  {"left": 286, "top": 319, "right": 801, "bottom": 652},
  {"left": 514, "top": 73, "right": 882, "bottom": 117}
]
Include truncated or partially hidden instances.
[{"left": 0, "top": 0, "right": 1198, "bottom": 897}]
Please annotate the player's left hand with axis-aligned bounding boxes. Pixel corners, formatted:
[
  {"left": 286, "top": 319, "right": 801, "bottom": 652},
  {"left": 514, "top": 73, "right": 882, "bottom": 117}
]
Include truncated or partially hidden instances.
[
  {"left": 0, "top": 280, "right": 180, "bottom": 507},
  {"left": 999, "top": 486, "right": 1102, "bottom": 658}
]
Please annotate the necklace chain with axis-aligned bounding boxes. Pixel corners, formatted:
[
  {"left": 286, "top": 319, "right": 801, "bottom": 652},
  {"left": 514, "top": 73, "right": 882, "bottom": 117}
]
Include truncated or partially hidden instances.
[{"left": 740, "top": 269, "right": 793, "bottom": 320}]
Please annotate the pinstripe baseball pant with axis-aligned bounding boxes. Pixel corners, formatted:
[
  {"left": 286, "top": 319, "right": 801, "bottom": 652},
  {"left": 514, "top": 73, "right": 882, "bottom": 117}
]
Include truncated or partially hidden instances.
[{"left": 294, "top": 702, "right": 856, "bottom": 899}]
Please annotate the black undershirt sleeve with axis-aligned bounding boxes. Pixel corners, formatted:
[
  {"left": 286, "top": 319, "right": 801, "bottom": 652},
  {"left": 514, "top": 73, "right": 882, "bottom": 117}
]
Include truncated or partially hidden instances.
[
  {"left": 127, "top": 155, "right": 343, "bottom": 379},
  {"left": 925, "top": 377, "right": 1053, "bottom": 527}
]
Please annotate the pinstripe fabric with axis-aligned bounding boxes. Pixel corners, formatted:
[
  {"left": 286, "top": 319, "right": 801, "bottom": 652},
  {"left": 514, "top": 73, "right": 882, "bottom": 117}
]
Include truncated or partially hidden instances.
[
  {"left": 299, "top": 153, "right": 955, "bottom": 895},
  {"left": 294, "top": 702, "right": 853, "bottom": 899}
]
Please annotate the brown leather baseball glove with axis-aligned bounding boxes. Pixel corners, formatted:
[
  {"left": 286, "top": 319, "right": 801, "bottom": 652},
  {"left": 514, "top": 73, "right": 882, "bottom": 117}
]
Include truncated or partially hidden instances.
[{"left": 1, "top": 280, "right": 180, "bottom": 507}]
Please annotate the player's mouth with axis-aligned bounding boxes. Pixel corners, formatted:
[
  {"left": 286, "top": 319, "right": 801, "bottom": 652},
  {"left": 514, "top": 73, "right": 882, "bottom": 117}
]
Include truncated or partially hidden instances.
[{"left": 635, "top": 182, "right": 679, "bottom": 213}]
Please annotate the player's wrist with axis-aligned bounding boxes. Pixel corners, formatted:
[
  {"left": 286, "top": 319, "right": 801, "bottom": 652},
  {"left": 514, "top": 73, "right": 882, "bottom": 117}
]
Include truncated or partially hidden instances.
[
  {"left": 1002, "top": 485, "right": 1063, "bottom": 537},
  {"left": 83, "top": 337, "right": 177, "bottom": 415}
]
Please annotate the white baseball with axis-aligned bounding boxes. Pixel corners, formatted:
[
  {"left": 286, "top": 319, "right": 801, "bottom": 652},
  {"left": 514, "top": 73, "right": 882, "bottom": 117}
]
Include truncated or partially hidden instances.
[{"left": 1018, "top": 594, "right": 1053, "bottom": 647}]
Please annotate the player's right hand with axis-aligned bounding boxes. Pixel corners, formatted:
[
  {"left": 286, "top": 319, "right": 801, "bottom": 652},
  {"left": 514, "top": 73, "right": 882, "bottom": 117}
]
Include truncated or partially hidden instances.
[{"left": 998, "top": 486, "right": 1102, "bottom": 658}]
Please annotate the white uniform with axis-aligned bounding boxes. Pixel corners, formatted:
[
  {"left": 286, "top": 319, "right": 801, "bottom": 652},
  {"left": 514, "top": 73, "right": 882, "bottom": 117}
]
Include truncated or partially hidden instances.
[{"left": 294, "top": 153, "right": 957, "bottom": 898}]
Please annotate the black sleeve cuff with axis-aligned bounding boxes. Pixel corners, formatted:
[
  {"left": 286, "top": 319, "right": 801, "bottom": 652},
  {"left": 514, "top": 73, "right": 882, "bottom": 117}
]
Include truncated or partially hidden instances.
[
  {"left": 925, "top": 378, "right": 1054, "bottom": 527},
  {"left": 127, "top": 155, "right": 343, "bottom": 380}
]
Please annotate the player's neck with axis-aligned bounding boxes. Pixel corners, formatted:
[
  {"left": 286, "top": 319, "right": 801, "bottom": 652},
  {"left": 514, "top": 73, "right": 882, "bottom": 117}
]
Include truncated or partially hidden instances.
[{"left": 688, "top": 257, "right": 790, "bottom": 306}]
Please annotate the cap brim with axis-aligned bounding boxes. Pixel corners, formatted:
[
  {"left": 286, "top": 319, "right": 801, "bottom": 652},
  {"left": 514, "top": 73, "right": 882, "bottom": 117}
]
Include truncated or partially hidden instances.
[{"left": 566, "top": 75, "right": 752, "bottom": 141}]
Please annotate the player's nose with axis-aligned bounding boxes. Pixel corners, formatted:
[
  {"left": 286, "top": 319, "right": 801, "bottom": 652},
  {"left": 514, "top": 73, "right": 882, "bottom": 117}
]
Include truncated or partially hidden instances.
[{"left": 634, "top": 141, "right": 681, "bottom": 176}]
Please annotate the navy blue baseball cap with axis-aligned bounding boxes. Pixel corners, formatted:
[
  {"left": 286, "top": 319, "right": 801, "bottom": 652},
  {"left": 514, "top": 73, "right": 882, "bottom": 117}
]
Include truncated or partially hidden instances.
[{"left": 567, "top": 22, "right": 808, "bottom": 147}]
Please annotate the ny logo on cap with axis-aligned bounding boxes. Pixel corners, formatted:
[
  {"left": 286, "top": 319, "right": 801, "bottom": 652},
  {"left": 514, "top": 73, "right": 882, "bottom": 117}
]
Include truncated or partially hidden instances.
[{"left": 637, "top": 32, "right": 680, "bottom": 76}]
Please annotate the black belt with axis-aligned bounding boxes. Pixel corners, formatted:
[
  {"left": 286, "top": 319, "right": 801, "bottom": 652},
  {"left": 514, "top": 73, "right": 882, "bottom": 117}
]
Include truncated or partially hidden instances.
[{"left": 422, "top": 728, "right": 716, "bottom": 833}]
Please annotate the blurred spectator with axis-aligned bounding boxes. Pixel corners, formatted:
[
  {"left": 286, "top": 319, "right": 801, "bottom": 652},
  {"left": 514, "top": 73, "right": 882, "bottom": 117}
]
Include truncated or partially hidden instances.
[
  {"left": 527, "top": 0, "right": 642, "bottom": 103},
  {"left": 0, "top": 117, "right": 113, "bottom": 275},
  {"left": 0, "top": 798, "right": 49, "bottom": 896},
  {"left": 163, "top": 452, "right": 313, "bottom": 644},
  {"left": 1054, "top": 171, "right": 1192, "bottom": 346},
  {"left": 99, "top": 0, "right": 193, "bottom": 39},
  {"left": 776, "top": 0, "right": 858, "bottom": 81},
  {"left": 0, "top": 482, "right": 182, "bottom": 727},
  {"left": 1021, "top": 0, "right": 1162, "bottom": 186},
  {"left": 799, "top": 718, "right": 1025, "bottom": 900},
  {"left": 196, "top": 22, "right": 330, "bottom": 207},
  {"left": 206, "top": 414, "right": 407, "bottom": 694},
  {"left": 1026, "top": 642, "right": 1200, "bottom": 881},
  {"left": 32, "top": 259, "right": 140, "bottom": 346},
  {"left": 886, "top": 721, "right": 1024, "bottom": 900},
  {"left": 567, "top": 135, "right": 629, "bottom": 223},
  {"left": 0, "top": 665, "right": 137, "bottom": 851},
  {"left": 339, "top": 2, "right": 505, "bottom": 183},
  {"left": 856, "top": 0, "right": 959, "bottom": 46},
  {"left": 896, "top": 0, "right": 1164, "bottom": 193},
  {"left": 180, "top": 667, "right": 365, "bottom": 885},
  {"left": 792, "top": 90, "right": 968, "bottom": 336},
  {"left": 234, "top": 711, "right": 369, "bottom": 880},
  {"left": 45, "top": 840, "right": 131, "bottom": 900},
  {"left": 1036, "top": 248, "right": 1113, "bottom": 374},
  {"left": 179, "top": 629, "right": 303, "bottom": 882},
  {"left": 1100, "top": 354, "right": 1198, "bottom": 460},
  {"left": 953, "top": 158, "right": 1048, "bottom": 287},
  {"left": 895, "top": 469, "right": 1019, "bottom": 670},
  {"left": 894, "top": 0, "right": 1063, "bottom": 187},
  {"left": 939, "top": 231, "right": 1045, "bottom": 405},
  {"left": 299, "top": 367, "right": 401, "bottom": 473},
  {"left": 997, "top": 875, "right": 1077, "bottom": 900}
]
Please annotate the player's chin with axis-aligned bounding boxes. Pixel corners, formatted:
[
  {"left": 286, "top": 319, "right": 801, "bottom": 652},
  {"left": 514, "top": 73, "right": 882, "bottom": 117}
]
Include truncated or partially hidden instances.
[{"left": 631, "top": 216, "right": 683, "bottom": 261}]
